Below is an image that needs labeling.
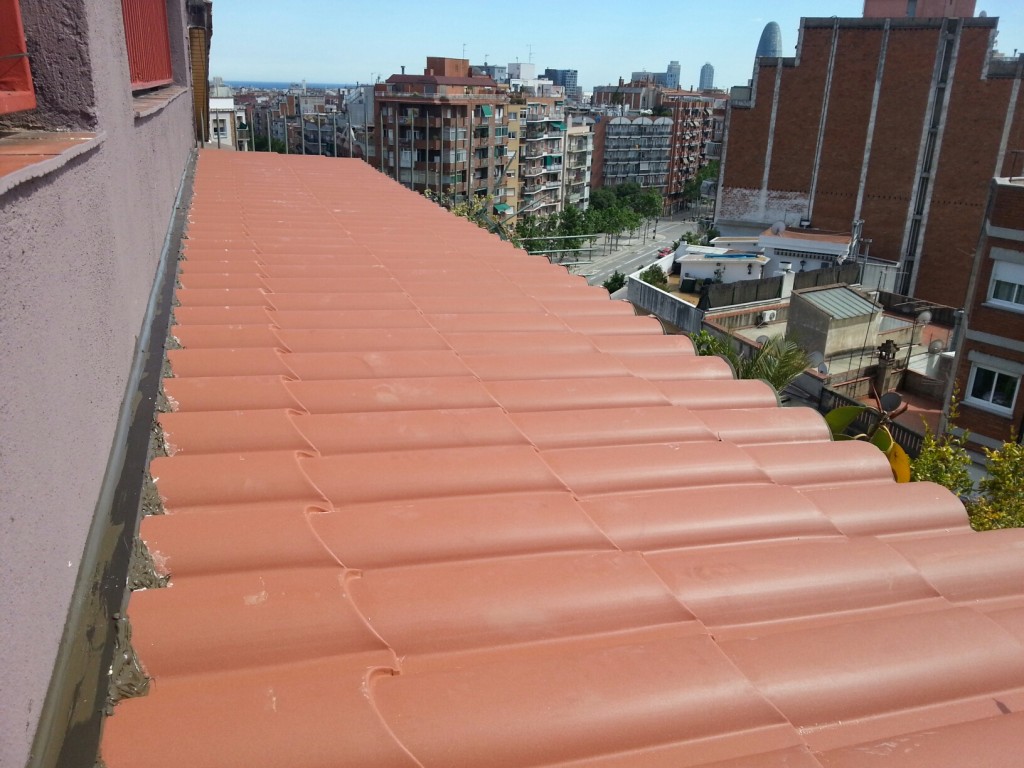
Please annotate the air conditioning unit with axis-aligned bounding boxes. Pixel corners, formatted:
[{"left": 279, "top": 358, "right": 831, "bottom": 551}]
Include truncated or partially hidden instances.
[{"left": 758, "top": 309, "right": 778, "bottom": 324}]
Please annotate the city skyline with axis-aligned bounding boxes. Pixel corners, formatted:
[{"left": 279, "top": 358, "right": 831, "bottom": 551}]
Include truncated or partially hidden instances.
[{"left": 212, "top": 0, "right": 1024, "bottom": 93}]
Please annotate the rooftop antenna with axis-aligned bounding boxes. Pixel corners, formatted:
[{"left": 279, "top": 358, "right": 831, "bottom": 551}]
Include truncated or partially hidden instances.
[
  {"left": 462, "top": 43, "right": 467, "bottom": 58},
  {"left": 528, "top": 44, "right": 534, "bottom": 63}
]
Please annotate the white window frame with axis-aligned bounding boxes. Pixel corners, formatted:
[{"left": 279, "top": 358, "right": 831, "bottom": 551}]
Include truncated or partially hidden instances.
[
  {"left": 965, "top": 360, "right": 1021, "bottom": 416},
  {"left": 987, "top": 258, "right": 1024, "bottom": 313}
]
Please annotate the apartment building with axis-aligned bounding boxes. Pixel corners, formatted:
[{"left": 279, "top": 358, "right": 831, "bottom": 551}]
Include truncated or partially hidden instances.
[
  {"left": 953, "top": 177, "right": 1024, "bottom": 449},
  {"left": 515, "top": 95, "right": 567, "bottom": 215},
  {"left": 374, "top": 57, "right": 516, "bottom": 212},
  {"left": 563, "top": 121, "right": 594, "bottom": 210},
  {"left": 208, "top": 96, "right": 249, "bottom": 150},
  {"left": 662, "top": 93, "right": 719, "bottom": 210},
  {"left": 718, "top": 14, "right": 1024, "bottom": 307},
  {"left": 593, "top": 115, "right": 672, "bottom": 194}
]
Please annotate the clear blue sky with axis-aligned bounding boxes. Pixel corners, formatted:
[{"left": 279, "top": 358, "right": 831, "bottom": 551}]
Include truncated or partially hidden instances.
[{"left": 211, "top": 1, "right": 1024, "bottom": 92}]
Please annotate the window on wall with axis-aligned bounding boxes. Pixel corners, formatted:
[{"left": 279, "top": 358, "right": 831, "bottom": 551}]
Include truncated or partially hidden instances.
[
  {"left": 0, "top": 0, "right": 36, "bottom": 114},
  {"left": 988, "top": 259, "right": 1024, "bottom": 310},
  {"left": 121, "top": 0, "right": 173, "bottom": 90},
  {"left": 967, "top": 363, "right": 1020, "bottom": 414}
]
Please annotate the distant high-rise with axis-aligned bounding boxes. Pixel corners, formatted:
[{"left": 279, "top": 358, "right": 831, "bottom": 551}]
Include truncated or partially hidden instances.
[
  {"left": 629, "top": 61, "right": 680, "bottom": 90},
  {"left": 699, "top": 62, "right": 714, "bottom": 90},
  {"left": 756, "top": 22, "right": 783, "bottom": 58},
  {"left": 666, "top": 60, "right": 681, "bottom": 89},
  {"left": 544, "top": 68, "right": 582, "bottom": 101}
]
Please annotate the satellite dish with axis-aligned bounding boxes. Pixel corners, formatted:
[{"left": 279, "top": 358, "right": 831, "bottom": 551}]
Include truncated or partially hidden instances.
[
  {"left": 817, "top": 362, "right": 829, "bottom": 375},
  {"left": 880, "top": 391, "right": 903, "bottom": 413},
  {"left": 917, "top": 310, "right": 932, "bottom": 325},
  {"left": 928, "top": 339, "right": 945, "bottom": 353},
  {"left": 807, "top": 351, "right": 824, "bottom": 367},
  {"left": 770, "top": 221, "right": 787, "bottom": 236},
  {"left": 756, "top": 335, "right": 770, "bottom": 345}
]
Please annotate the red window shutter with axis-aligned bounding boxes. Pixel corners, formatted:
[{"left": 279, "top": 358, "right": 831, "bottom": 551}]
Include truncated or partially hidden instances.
[
  {"left": 0, "top": 0, "right": 36, "bottom": 114},
  {"left": 121, "top": 0, "right": 173, "bottom": 90}
]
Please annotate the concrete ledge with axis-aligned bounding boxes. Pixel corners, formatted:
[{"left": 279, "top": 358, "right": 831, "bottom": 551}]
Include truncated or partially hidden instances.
[
  {"left": 0, "top": 131, "right": 105, "bottom": 198},
  {"left": 133, "top": 86, "right": 189, "bottom": 120}
]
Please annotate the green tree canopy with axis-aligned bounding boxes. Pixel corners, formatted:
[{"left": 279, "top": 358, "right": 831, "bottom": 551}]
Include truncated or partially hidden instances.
[
  {"left": 638, "top": 265, "right": 668, "bottom": 290},
  {"left": 602, "top": 270, "right": 626, "bottom": 293}
]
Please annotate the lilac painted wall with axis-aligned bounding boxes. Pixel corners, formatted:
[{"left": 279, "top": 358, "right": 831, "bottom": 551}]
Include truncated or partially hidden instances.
[{"left": 0, "top": 1, "right": 195, "bottom": 765}]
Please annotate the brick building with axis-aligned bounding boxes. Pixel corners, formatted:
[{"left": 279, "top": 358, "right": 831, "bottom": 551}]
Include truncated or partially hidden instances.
[
  {"left": 591, "top": 79, "right": 659, "bottom": 111},
  {"left": 718, "top": 15, "right": 1024, "bottom": 308},
  {"left": 662, "top": 93, "right": 721, "bottom": 210},
  {"left": 374, "top": 58, "right": 516, "bottom": 213},
  {"left": 952, "top": 177, "right": 1024, "bottom": 449}
]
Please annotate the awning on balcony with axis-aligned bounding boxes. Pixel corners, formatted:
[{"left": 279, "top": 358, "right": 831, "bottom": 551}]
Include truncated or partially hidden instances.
[
  {"left": 480, "top": 104, "right": 493, "bottom": 117},
  {"left": 551, "top": 122, "right": 566, "bottom": 130},
  {"left": 494, "top": 203, "right": 511, "bottom": 213}
]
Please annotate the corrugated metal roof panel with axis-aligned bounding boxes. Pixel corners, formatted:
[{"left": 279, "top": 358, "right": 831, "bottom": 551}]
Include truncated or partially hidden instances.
[{"left": 798, "top": 285, "right": 879, "bottom": 319}]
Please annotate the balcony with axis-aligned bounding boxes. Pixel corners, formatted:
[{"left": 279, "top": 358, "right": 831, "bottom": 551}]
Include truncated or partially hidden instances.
[
  {"left": 522, "top": 146, "right": 562, "bottom": 160},
  {"left": 524, "top": 111, "right": 565, "bottom": 123}
]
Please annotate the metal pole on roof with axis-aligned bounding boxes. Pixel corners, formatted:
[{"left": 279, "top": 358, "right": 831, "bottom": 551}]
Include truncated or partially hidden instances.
[{"left": 317, "top": 114, "right": 323, "bottom": 156}]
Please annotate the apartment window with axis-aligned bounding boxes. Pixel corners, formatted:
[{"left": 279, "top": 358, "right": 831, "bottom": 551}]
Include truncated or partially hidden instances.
[
  {"left": 967, "top": 363, "right": 1020, "bottom": 415},
  {"left": 121, "top": 0, "right": 173, "bottom": 90},
  {"left": 1, "top": 0, "right": 36, "bottom": 114},
  {"left": 988, "top": 259, "right": 1024, "bottom": 311}
]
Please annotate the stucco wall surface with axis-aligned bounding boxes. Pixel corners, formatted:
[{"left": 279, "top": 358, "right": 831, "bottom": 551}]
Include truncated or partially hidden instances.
[{"left": 0, "top": 2, "right": 194, "bottom": 765}]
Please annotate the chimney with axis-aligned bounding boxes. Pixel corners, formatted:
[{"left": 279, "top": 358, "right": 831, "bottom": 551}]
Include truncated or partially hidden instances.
[
  {"left": 618, "top": 77, "right": 624, "bottom": 87},
  {"left": 779, "top": 263, "right": 796, "bottom": 299},
  {"left": 401, "top": 65, "right": 405, "bottom": 75}
]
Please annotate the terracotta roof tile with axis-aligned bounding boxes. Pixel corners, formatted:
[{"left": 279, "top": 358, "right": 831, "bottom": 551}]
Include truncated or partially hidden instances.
[{"left": 101, "top": 151, "right": 1024, "bottom": 767}]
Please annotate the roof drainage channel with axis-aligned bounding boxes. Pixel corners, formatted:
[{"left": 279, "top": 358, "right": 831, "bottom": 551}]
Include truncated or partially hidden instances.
[{"left": 27, "top": 150, "right": 196, "bottom": 768}]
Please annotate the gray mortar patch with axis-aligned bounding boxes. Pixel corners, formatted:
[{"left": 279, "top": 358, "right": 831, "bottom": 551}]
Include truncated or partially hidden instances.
[{"left": 127, "top": 537, "right": 169, "bottom": 591}]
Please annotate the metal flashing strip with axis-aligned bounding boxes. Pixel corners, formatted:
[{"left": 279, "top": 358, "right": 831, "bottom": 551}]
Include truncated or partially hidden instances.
[{"left": 26, "top": 150, "right": 196, "bottom": 768}]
